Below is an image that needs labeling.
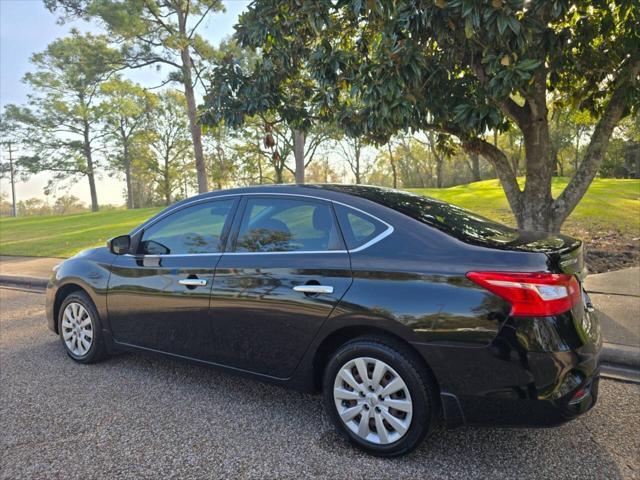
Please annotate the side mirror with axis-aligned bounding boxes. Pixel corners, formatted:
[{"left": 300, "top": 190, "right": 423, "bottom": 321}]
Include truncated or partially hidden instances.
[{"left": 108, "top": 235, "right": 131, "bottom": 255}]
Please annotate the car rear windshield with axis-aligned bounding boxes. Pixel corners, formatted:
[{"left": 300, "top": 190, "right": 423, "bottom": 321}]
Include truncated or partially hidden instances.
[{"left": 320, "top": 185, "right": 520, "bottom": 246}]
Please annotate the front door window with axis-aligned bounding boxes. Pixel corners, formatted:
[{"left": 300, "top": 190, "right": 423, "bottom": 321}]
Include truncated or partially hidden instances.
[{"left": 139, "top": 200, "right": 235, "bottom": 255}]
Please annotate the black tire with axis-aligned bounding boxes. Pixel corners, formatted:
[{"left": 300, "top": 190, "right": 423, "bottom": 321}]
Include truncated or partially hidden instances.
[
  {"left": 58, "top": 291, "right": 107, "bottom": 364},
  {"left": 322, "top": 336, "right": 439, "bottom": 457}
]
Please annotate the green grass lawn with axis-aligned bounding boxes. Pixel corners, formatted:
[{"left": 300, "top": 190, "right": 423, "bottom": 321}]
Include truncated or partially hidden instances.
[
  {"left": 0, "top": 207, "right": 161, "bottom": 258},
  {"left": 410, "top": 177, "right": 640, "bottom": 234},
  {"left": 0, "top": 178, "right": 638, "bottom": 258}
]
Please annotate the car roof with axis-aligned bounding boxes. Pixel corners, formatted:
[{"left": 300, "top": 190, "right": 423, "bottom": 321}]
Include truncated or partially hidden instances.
[{"left": 188, "top": 183, "right": 447, "bottom": 208}]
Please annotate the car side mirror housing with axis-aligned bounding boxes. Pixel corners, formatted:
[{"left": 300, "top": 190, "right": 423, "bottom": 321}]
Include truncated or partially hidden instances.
[{"left": 108, "top": 235, "right": 131, "bottom": 255}]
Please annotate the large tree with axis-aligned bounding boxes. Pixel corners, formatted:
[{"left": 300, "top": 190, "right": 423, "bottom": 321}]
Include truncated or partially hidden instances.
[
  {"left": 46, "top": 0, "right": 224, "bottom": 194},
  {"left": 208, "top": 0, "right": 639, "bottom": 232},
  {"left": 336, "top": 135, "right": 367, "bottom": 184},
  {"left": 13, "top": 30, "right": 121, "bottom": 211},
  {"left": 0, "top": 108, "right": 34, "bottom": 217},
  {"left": 203, "top": 32, "right": 333, "bottom": 183},
  {"left": 101, "top": 77, "right": 157, "bottom": 208},
  {"left": 148, "top": 90, "right": 194, "bottom": 205}
]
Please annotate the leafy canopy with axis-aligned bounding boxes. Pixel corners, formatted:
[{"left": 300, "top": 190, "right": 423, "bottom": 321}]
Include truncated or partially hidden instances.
[
  {"left": 14, "top": 30, "right": 121, "bottom": 179},
  {"left": 205, "top": 0, "right": 638, "bottom": 143}
]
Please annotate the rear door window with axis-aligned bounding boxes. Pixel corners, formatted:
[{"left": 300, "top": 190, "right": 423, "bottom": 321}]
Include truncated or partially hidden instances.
[{"left": 235, "top": 197, "right": 343, "bottom": 252}]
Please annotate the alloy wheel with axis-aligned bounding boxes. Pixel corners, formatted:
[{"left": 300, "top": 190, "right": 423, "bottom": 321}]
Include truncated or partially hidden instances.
[
  {"left": 61, "top": 302, "right": 93, "bottom": 357},
  {"left": 333, "top": 357, "right": 413, "bottom": 445}
]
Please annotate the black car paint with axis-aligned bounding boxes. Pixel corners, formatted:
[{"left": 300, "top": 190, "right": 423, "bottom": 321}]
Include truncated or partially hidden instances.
[{"left": 46, "top": 184, "right": 601, "bottom": 427}]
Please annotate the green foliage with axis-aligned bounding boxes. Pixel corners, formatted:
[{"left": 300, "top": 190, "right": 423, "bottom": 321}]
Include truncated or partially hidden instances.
[
  {"left": 216, "top": 0, "right": 638, "bottom": 140},
  {"left": 100, "top": 76, "right": 157, "bottom": 207},
  {"left": 204, "top": 0, "right": 639, "bottom": 231},
  {"left": 147, "top": 90, "right": 194, "bottom": 204},
  {"left": 411, "top": 177, "right": 640, "bottom": 235},
  {"left": 46, "top": 0, "right": 226, "bottom": 193},
  {"left": 46, "top": 0, "right": 222, "bottom": 70},
  {"left": 7, "top": 30, "right": 121, "bottom": 206}
]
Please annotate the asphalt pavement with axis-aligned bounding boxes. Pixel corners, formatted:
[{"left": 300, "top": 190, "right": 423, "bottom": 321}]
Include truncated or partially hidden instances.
[{"left": 1, "top": 288, "right": 639, "bottom": 480}]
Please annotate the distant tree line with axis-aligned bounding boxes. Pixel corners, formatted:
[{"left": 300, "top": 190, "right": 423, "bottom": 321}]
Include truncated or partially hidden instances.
[{"left": 0, "top": 0, "right": 638, "bottom": 232}]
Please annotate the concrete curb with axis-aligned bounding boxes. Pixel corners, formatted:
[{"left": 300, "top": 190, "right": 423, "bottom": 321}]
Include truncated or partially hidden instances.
[
  {"left": 0, "top": 274, "right": 48, "bottom": 290},
  {"left": 601, "top": 342, "right": 640, "bottom": 369}
]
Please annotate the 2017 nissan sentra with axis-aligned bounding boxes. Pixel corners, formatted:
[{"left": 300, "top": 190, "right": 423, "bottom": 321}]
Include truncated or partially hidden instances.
[{"left": 46, "top": 184, "right": 601, "bottom": 456}]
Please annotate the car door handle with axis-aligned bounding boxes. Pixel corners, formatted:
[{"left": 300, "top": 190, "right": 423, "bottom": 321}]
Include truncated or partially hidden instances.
[
  {"left": 292, "top": 285, "right": 334, "bottom": 294},
  {"left": 179, "top": 278, "right": 208, "bottom": 287}
]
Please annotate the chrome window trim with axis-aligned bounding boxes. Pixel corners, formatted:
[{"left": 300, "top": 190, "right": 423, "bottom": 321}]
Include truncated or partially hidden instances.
[
  {"left": 224, "top": 250, "right": 349, "bottom": 256},
  {"left": 129, "top": 195, "right": 241, "bottom": 237},
  {"left": 129, "top": 191, "right": 394, "bottom": 255},
  {"left": 123, "top": 253, "right": 223, "bottom": 258}
]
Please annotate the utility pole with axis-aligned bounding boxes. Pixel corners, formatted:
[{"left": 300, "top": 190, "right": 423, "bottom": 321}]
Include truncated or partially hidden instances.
[{"left": 2, "top": 142, "right": 18, "bottom": 217}]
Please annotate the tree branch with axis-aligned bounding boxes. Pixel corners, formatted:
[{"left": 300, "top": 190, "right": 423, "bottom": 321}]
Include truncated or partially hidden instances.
[
  {"left": 463, "top": 137, "right": 522, "bottom": 214},
  {"left": 553, "top": 56, "right": 640, "bottom": 223},
  {"left": 143, "top": 0, "right": 176, "bottom": 35},
  {"left": 498, "top": 97, "right": 530, "bottom": 129},
  {"left": 188, "top": 5, "right": 215, "bottom": 39}
]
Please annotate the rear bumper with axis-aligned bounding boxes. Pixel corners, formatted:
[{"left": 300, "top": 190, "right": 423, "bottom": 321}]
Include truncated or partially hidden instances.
[
  {"left": 413, "top": 309, "right": 601, "bottom": 428},
  {"left": 450, "top": 348, "right": 600, "bottom": 427}
]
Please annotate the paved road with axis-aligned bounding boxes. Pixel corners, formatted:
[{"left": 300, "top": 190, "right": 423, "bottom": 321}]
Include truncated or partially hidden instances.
[{"left": 1, "top": 289, "right": 639, "bottom": 480}]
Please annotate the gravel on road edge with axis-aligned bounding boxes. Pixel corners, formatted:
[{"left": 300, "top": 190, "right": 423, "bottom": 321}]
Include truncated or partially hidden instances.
[{"left": 1, "top": 289, "right": 639, "bottom": 480}]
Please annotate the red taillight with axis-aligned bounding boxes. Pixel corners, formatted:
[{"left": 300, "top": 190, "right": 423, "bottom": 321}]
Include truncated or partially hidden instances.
[{"left": 466, "top": 271, "right": 581, "bottom": 317}]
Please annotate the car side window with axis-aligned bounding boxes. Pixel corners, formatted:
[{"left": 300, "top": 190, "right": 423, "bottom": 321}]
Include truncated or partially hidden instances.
[
  {"left": 139, "top": 200, "right": 235, "bottom": 255},
  {"left": 334, "top": 204, "right": 388, "bottom": 250},
  {"left": 235, "top": 197, "right": 342, "bottom": 252}
]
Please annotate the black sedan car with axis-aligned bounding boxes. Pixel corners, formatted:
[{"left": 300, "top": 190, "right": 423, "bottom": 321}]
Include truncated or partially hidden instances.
[{"left": 46, "top": 184, "right": 601, "bottom": 456}]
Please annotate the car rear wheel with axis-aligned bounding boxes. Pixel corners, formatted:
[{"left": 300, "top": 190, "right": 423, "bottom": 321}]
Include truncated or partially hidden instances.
[
  {"left": 322, "top": 337, "right": 437, "bottom": 457},
  {"left": 58, "top": 291, "right": 107, "bottom": 364}
]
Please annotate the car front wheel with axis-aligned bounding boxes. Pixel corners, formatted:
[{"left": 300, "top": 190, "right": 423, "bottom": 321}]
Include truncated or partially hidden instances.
[
  {"left": 322, "top": 337, "right": 438, "bottom": 457},
  {"left": 58, "top": 291, "right": 107, "bottom": 364}
]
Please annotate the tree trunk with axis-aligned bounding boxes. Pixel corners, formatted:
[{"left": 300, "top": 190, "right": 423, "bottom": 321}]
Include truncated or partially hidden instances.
[
  {"left": 574, "top": 125, "right": 580, "bottom": 172},
  {"left": 353, "top": 141, "right": 361, "bottom": 184},
  {"left": 470, "top": 153, "right": 481, "bottom": 182},
  {"left": 180, "top": 46, "right": 208, "bottom": 194},
  {"left": 164, "top": 154, "right": 171, "bottom": 205},
  {"left": 274, "top": 163, "right": 284, "bottom": 183},
  {"left": 257, "top": 156, "right": 263, "bottom": 184},
  {"left": 82, "top": 121, "right": 99, "bottom": 212},
  {"left": 123, "top": 141, "right": 134, "bottom": 209},
  {"left": 293, "top": 129, "right": 306, "bottom": 184},
  {"left": 467, "top": 58, "right": 638, "bottom": 233},
  {"left": 387, "top": 143, "right": 398, "bottom": 188},
  {"left": 435, "top": 155, "right": 444, "bottom": 188},
  {"left": 515, "top": 114, "right": 556, "bottom": 231},
  {"left": 124, "top": 162, "right": 134, "bottom": 209},
  {"left": 553, "top": 78, "right": 633, "bottom": 228},
  {"left": 7, "top": 142, "right": 17, "bottom": 217}
]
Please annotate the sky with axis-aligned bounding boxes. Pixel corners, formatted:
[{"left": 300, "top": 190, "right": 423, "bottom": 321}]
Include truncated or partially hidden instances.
[{"left": 0, "top": 0, "right": 250, "bottom": 206}]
